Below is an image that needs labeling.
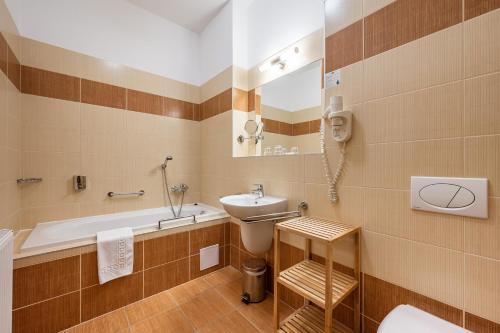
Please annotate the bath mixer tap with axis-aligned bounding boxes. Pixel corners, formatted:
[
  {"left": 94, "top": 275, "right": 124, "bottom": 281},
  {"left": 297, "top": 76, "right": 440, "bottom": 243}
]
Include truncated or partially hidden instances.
[{"left": 251, "top": 184, "right": 264, "bottom": 198}]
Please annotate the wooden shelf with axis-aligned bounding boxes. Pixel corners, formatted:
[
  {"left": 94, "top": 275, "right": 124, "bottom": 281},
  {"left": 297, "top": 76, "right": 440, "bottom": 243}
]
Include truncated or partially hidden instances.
[
  {"left": 276, "top": 216, "right": 359, "bottom": 243},
  {"left": 279, "top": 304, "right": 352, "bottom": 333},
  {"left": 273, "top": 216, "right": 361, "bottom": 333},
  {"left": 278, "top": 260, "right": 358, "bottom": 309}
]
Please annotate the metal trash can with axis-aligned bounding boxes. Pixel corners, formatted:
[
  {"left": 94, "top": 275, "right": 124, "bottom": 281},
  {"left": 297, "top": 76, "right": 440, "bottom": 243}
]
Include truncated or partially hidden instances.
[{"left": 241, "top": 258, "right": 267, "bottom": 304}]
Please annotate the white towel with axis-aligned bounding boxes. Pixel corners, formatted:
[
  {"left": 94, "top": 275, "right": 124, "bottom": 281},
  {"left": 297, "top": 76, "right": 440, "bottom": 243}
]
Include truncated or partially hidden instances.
[{"left": 97, "top": 228, "right": 134, "bottom": 284}]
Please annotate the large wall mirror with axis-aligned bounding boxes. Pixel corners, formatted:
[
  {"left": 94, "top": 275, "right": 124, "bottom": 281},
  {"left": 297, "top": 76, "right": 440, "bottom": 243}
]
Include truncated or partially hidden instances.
[{"left": 232, "top": 0, "right": 325, "bottom": 157}]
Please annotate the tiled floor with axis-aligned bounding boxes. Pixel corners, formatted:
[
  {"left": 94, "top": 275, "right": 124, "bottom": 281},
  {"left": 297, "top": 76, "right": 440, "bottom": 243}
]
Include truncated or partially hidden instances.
[{"left": 62, "top": 266, "right": 294, "bottom": 333}]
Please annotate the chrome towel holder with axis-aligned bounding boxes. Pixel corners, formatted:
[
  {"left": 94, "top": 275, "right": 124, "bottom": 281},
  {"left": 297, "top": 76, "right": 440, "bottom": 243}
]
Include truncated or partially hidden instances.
[
  {"left": 17, "top": 178, "right": 43, "bottom": 185},
  {"left": 108, "top": 190, "right": 145, "bottom": 198}
]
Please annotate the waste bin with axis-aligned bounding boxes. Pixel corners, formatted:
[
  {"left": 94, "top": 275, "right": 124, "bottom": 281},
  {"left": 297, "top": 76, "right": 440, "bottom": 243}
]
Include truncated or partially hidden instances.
[{"left": 241, "top": 258, "right": 267, "bottom": 304}]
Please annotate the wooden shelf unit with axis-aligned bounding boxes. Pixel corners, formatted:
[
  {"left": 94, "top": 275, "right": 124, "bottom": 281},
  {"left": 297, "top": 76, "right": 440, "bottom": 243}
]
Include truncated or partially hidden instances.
[{"left": 273, "top": 216, "right": 361, "bottom": 333}]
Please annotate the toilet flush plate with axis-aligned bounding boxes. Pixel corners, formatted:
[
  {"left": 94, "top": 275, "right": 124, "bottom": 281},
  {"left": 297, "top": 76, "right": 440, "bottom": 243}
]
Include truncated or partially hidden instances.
[{"left": 411, "top": 177, "right": 488, "bottom": 219}]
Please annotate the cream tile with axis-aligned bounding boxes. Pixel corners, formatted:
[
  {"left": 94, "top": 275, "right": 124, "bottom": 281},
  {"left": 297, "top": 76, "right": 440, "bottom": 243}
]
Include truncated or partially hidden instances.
[
  {"left": 364, "top": 188, "right": 464, "bottom": 250},
  {"left": 364, "top": 139, "right": 464, "bottom": 189},
  {"left": 305, "top": 184, "right": 364, "bottom": 227},
  {"left": 464, "top": 135, "right": 500, "bottom": 196},
  {"left": 364, "top": 24, "right": 463, "bottom": 101},
  {"left": 362, "top": 231, "right": 464, "bottom": 309},
  {"left": 20, "top": 36, "right": 83, "bottom": 78},
  {"left": 464, "top": 254, "right": 500, "bottom": 324},
  {"left": 362, "top": 82, "right": 463, "bottom": 143},
  {"left": 363, "top": 0, "right": 396, "bottom": 16},
  {"left": 464, "top": 72, "right": 500, "bottom": 136},
  {"left": 325, "top": 61, "right": 364, "bottom": 106},
  {"left": 465, "top": 197, "right": 500, "bottom": 260},
  {"left": 464, "top": 8, "right": 500, "bottom": 78}
]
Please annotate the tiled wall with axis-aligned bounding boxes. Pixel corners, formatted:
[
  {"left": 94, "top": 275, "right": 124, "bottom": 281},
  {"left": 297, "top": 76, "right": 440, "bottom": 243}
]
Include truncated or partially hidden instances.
[
  {"left": 0, "top": 33, "right": 21, "bottom": 231},
  {"left": 200, "top": 0, "right": 500, "bottom": 332},
  {"left": 12, "top": 221, "right": 229, "bottom": 333},
  {"left": 0, "top": 32, "right": 206, "bottom": 230}
]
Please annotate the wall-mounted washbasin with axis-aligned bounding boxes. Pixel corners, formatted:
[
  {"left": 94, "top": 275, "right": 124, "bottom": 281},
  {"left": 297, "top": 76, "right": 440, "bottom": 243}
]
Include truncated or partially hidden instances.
[
  {"left": 220, "top": 193, "right": 288, "bottom": 255},
  {"left": 219, "top": 194, "right": 288, "bottom": 219}
]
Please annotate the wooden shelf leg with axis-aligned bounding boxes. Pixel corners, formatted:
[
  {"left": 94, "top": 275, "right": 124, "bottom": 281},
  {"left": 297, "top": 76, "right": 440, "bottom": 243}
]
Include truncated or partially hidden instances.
[
  {"left": 304, "top": 238, "right": 312, "bottom": 306},
  {"left": 325, "top": 243, "right": 333, "bottom": 332},
  {"left": 354, "top": 231, "right": 361, "bottom": 333},
  {"left": 273, "top": 228, "right": 281, "bottom": 331}
]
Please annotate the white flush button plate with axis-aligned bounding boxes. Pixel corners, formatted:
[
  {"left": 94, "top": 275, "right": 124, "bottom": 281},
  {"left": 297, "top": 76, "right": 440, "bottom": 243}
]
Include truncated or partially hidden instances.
[{"left": 411, "top": 177, "right": 488, "bottom": 218}]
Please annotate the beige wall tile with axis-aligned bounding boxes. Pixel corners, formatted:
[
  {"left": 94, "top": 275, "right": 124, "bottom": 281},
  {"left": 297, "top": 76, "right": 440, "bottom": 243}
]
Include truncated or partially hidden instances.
[
  {"left": 20, "top": 37, "right": 83, "bottom": 79},
  {"left": 464, "top": 72, "right": 500, "bottom": 136},
  {"left": 305, "top": 184, "right": 364, "bottom": 227},
  {"left": 363, "top": 231, "right": 464, "bottom": 309},
  {"left": 363, "top": 0, "right": 396, "bottom": 16},
  {"left": 465, "top": 197, "right": 500, "bottom": 260},
  {"left": 325, "top": 61, "right": 364, "bottom": 106},
  {"left": 464, "top": 254, "right": 500, "bottom": 323},
  {"left": 201, "top": 66, "right": 233, "bottom": 102},
  {"left": 364, "top": 139, "right": 464, "bottom": 189},
  {"left": 362, "top": 82, "right": 463, "bottom": 144},
  {"left": 464, "top": 8, "right": 500, "bottom": 78},
  {"left": 364, "top": 188, "right": 464, "bottom": 250},
  {"left": 364, "top": 24, "right": 462, "bottom": 101},
  {"left": 464, "top": 135, "right": 500, "bottom": 196}
]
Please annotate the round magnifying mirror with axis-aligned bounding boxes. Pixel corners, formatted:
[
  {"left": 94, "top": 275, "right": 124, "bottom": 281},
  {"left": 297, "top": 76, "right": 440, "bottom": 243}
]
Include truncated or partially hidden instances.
[{"left": 244, "top": 120, "right": 258, "bottom": 135}]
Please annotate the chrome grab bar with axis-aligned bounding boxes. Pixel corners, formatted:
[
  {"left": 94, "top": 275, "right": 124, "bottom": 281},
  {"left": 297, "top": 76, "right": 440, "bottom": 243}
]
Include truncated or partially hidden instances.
[
  {"left": 158, "top": 214, "right": 196, "bottom": 230},
  {"left": 17, "top": 178, "right": 43, "bottom": 184},
  {"left": 108, "top": 190, "right": 145, "bottom": 197},
  {"left": 240, "top": 210, "right": 301, "bottom": 224}
]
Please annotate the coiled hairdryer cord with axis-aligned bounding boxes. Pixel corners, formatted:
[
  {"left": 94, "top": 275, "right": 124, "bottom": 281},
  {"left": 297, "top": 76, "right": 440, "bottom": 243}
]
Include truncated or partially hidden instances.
[{"left": 320, "top": 118, "right": 346, "bottom": 203}]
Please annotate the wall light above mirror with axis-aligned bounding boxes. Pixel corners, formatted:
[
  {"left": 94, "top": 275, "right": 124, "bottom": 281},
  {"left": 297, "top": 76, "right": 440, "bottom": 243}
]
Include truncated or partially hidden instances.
[{"left": 232, "top": 0, "right": 325, "bottom": 158}]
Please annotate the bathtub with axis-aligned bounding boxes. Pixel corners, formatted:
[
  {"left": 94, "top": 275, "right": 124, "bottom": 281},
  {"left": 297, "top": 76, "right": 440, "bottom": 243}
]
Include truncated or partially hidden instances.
[{"left": 20, "top": 203, "right": 228, "bottom": 253}]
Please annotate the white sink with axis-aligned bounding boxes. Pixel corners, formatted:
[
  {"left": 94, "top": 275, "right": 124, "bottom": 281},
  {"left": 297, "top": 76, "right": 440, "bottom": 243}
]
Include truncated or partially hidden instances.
[{"left": 219, "top": 194, "right": 288, "bottom": 219}]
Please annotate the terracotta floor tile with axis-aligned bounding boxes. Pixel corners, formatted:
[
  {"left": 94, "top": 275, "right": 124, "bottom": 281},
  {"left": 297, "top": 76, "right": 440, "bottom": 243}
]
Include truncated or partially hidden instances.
[
  {"left": 180, "top": 289, "right": 235, "bottom": 329},
  {"left": 215, "top": 279, "right": 244, "bottom": 308},
  {"left": 197, "top": 310, "right": 259, "bottom": 333},
  {"left": 64, "top": 309, "right": 128, "bottom": 333},
  {"left": 124, "top": 291, "right": 177, "bottom": 325},
  {"left": 236, "top": 297, "right": 294, "bottom": 333},
  {"left": 202, "top": 266, "right": 242, "bottom": 287},
  {"left": 130, "top": 307, "right": 194, "bottom": 333},
  {"left": 169, "top": 278, "right": 211, "bottom": 304}
]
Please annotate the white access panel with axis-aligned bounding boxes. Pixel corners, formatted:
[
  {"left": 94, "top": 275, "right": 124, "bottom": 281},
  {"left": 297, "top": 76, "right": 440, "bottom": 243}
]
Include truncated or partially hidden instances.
[{"left": 411, "top": 177, "right": 488, "bottom": 218}]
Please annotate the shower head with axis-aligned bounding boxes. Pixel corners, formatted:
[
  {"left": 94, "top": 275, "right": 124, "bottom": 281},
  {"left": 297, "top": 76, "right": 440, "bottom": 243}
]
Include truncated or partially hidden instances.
[{"left": 161, "top": 155, "right": 173, "bottom": 169}]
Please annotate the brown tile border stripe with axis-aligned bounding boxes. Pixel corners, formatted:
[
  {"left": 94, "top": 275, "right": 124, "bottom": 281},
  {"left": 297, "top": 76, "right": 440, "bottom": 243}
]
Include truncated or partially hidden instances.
[
  {"left": 82, "top": 79, "right": 126, "bottom": 109},
  {"left": 127, "top": 89, "right": 163, "bottom": 116},
  {"left": 465, "top": 0, "right": 500, "bottom": 20},
  {"left": 465, "top": 312, "right": 500, "bottom": 332},
  {"left": 325, "top": 20, "right": 363, "bottom": 72},
  {"left": 326, "top": 0, "right": 500, "bottom": 71},
  {"left": 21, "top": 66, "right": 81, "bottom": 102},
  {"left": 200, "top": 87, "right": 234, "bottom": 120},
  {"left": 6, "top": 42, "right": 20, "bottom": 90},
  {"left": 364, "top": 0, "right": 462, "bottom": 59},
  {"left": 262, "top": 118, "right": 321, "bottom": 136},
  {"left": 0, "top": 33, "right": 7, "bottom": 77}
]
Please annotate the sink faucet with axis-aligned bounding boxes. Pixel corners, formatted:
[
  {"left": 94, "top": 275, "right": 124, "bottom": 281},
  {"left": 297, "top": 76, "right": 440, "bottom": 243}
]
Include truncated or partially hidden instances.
[{"left": 251, "top": 184, "right": 264, "bottom": 198}]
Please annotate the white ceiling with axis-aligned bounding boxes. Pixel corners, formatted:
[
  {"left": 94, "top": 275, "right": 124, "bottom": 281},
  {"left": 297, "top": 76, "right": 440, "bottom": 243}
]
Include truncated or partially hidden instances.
[{"left": 125, "top": 0, "right": 229, "bottom": 33}]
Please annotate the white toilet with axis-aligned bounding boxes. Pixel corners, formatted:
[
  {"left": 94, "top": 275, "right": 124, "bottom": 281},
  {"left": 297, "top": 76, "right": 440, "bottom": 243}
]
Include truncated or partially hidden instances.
[{"left": 378, "top": 305, "right": 472, "bottom": 333}]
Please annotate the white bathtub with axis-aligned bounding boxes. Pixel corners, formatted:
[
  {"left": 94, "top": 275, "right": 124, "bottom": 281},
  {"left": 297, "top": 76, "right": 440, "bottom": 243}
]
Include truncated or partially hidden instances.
[{"left": 21, "top": 203, "right": 228, "bottom": 253}]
